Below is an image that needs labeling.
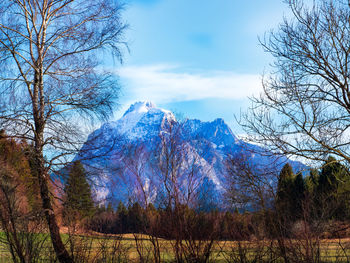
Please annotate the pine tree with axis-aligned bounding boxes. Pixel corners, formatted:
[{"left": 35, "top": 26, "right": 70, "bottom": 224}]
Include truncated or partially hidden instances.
[
  {"left": 276, "top": 164, "right": 307, "bottom": 221},
  {"left": 276, "top": 163, "right": 294, "bottom": 215},
  {"left": 316, "top": 157, "right": 350, "bottom": 220},
  {"left": 116, "top": 201, "right": 128, "bottom": 233},
  {"left": 275, "top": 163, "right": 296, "bottom": 237},
  {"left": 318, "top": 157, "right": 340, "bottom": 195},
  {"left": 63, "top": 161, "right": 95, "bottom": 220},
  {"left": 128, "top": 202, "right": 145, "bottom": 233},
  {"left": 304, "top": 169, "right": 319, "bottom": 194},
  {"left": 292, "top": 172, "right": 305, "bottom": 219},
  {"left": 106, "top": 202, "right": 114, "bottom": 213}
]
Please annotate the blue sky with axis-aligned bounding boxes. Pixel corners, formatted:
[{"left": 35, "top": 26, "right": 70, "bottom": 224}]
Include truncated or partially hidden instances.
[{"left": 112, "top": 0, "right": 291, "bottom": 133}]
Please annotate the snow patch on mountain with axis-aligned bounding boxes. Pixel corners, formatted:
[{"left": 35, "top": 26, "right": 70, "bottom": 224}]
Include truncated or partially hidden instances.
[
  {"left": 101, "top": 101, "right": 175, "bottom": 140},
  {"left": 76, "top": 101, "right": 308, "bottom": 208}
]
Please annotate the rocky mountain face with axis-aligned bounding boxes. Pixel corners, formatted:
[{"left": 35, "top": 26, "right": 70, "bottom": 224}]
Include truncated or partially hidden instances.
[{"left": 75, "top": 101, "right": 307, "bottom": 209}]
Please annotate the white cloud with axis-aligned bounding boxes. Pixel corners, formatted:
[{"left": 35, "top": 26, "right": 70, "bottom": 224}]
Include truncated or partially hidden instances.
[{"left": 117, "top": 64, "right": 262, "bottom": 103}]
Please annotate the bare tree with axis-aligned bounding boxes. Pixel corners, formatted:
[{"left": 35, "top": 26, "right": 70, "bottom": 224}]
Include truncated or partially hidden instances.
[
  {"left": 0, "top": 1, "right": 126, "bottom": 262},
  {"left": 225, "top": 149, "right": 277, "bottom": 212},
  {"left": 157, "top": 122, "right": 219, "bottom": 263},
  {"left": 122, "top": 142, "right": 154, "bottom": 207},
  {"left": 157, "top": 121, "right": 205, "bottom": 209},
  {"left": 118, "top": 142, "right": 162, "bottom": 263},
  {"left": 0, "top": 160, "right": 50, "bottom": 263},
  {"left": 241, "top": 0, "right": 350, "bottom": 166}
]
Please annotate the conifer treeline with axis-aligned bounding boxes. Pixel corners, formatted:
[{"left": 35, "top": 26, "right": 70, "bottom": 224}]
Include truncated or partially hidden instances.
[{"left": 276, "top": 158, "right": 350, "bottom": 223}]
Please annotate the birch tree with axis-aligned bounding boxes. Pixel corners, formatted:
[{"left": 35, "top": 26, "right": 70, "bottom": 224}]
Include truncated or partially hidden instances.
[{"left": 0, "top": 0, "right": 126, "bottom": 262}]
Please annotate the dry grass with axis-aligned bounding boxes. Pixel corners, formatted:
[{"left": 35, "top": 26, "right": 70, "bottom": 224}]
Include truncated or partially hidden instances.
[{"left": 1, "top": 232, "right": 350, "bottom": 262}]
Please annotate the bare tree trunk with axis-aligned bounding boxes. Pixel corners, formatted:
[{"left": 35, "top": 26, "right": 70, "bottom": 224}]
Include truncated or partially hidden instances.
[
  {"left": 39, "top": 175, "right": 71, "bottom": 262},
  {"left": 32, "top": 65, "right": 72, "bottom": 262},
  {"left": 0, "top": 0, "right": 126, "bottom": 261},
  {"left": 34, "top": 147, "right": 72, "bottom": 262}
]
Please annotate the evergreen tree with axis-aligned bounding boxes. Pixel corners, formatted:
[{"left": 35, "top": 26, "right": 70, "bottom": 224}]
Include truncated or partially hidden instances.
[
  {"left": 106, "top": 202, "right": 114, "bottom": 213},
  {"left": 304, "top": 169, "right": 319, "bottom": 194},
  {"left": 128, "top": 202, "right": 145, "bottom": 233},
  {"left": 318, "top": 157, "right": 340, "bottom": 194},
  {"left": 276, "top": 163, "right": 294, "bottom": 215},
  {"left": 116, "top": 201, "right": 128, "bottom": 233},
  {"left": 292, "top": 172, "right": 305, "bottom": 219},
  {"left": 316, "top": 157, "right": 350, "bottom": 219},
  {"left": 275, "top": 163, "right": 297, "bottom": 237},
  {"left": 63, "top": 161, "right": 95, "bottom": 220},
  {"left": 277, "top": 165, "right": 307, "bottom": 221}
]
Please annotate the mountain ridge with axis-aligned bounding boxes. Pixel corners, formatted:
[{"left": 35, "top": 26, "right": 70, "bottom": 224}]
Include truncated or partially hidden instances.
[{"left": 75, "top": 101, "right": 307, "bottom": 208}]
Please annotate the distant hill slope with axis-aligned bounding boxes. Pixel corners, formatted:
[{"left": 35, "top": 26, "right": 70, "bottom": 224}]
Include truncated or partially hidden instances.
[{"left": 75, "top": 101, "right": 308, "bottom": 208}]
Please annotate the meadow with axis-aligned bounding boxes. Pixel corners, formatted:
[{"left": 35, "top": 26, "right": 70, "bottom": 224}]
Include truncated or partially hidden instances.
[{"left": 1, "top": 232, "right": 350, "bottom": 262}]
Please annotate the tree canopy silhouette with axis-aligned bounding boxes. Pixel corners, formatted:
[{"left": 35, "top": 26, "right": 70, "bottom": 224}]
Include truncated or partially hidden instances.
[{"left": 241, "top": 0, "right": 350, "bottom": 166}]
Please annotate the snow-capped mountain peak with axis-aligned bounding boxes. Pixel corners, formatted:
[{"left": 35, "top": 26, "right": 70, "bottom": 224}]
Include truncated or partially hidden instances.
[
  {"left": 99, "top": 101, "right": 175, "bottom": 140},
  {"left": 77, "top": 101, "right": 307, "bottom": 208},
  {"left": 122, "top": 101, "right": 156, "bottom": 117}
]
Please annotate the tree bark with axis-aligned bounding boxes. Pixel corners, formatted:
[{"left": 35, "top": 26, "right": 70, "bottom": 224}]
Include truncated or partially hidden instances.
[
  {"left": 0, "top": 0, "right": 126, "bottom": 261},
  {"left": 33, "top": 68, "right": 72, "bottom": 262},
  {"left": 35, "top": 147, "right": 73, "bottom": 263}
]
